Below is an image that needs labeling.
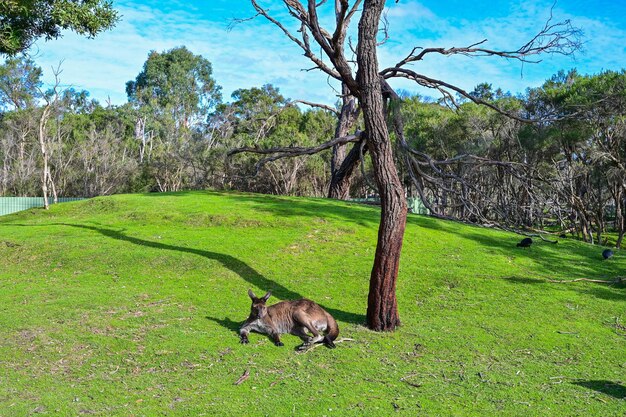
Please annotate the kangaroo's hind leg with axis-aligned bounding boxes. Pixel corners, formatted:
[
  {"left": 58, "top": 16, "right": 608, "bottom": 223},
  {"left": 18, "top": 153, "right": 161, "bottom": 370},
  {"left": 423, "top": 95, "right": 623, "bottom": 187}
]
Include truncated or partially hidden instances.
[
  {"left": 291, "top": 326, "right": 310, "bottom": 343},
  {"left": 293, "top": 312, "right": 323, "bottom": 346},
  {"left": 291, "top": 326, "right": 314, "bottom": 350}
]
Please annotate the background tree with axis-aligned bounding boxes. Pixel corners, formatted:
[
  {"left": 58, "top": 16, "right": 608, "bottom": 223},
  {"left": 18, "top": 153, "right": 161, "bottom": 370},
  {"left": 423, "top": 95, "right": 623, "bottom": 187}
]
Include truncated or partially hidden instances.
[
  {"left": 0, "top": 55, "right": 42, "bottom": 110},
  {"left": 327, "top": 85, "right": 361, "bottom": 200},
  {"left": 222, "top": 85, "right": 336, "bottom": 195},
  {"left": 126, "top": 46, "right": 222, "bottom": 191},
  {"left": 526, "top": 70, "right": 626, "bottom": 246},
  {"left": 52, "top": 93, "right": 138, "bottom": 197},
  {"left": 3, "top": 55, "right": 625, "bottom": 247},
  {"left": 0, "top": 107, "right": 39, "bottom": 196},
  {"left": 0, "top": 55, "right": 42, "bottom": 195}
]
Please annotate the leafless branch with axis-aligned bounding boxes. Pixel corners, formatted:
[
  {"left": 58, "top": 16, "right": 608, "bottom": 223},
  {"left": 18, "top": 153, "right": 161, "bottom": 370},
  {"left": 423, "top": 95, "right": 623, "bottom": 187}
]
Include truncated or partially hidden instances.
[
  {"left": 377, "top": 10, "right": 390, "bottom": 46},
  {"left": 547, "top": 277, "right": 625, "bottom": 285},
  {"left": 227, "top": 12, "right": 262, "bottom": 32},
  {"left": 233, "top": 369, "right": 250, "bottom": 385},
  {"left": 384, "top": 11, "right": 582, "bottom": 69},
  {"left": 296, "top": 337, "right": 355, "bottom": 353},
  {"left": 383, "top": 68, "right": 534, "bottom": 123},
  {"left": 228, "top": 131, "right": 363, "bottom": 173},
  {"left": 378, "top": 10, "right": 582, "bottom": 125},
  {"left": 293, "top": 99, "right": 339, "bottom": 115},
  {"left": 249, "top": 0, "right": 341, "bottom": 80}
]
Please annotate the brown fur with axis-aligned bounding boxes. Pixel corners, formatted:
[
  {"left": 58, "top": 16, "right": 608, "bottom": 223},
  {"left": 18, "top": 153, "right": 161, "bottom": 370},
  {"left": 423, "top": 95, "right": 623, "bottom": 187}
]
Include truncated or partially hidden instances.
[{"left": 239, "top": 289, "right": 339, "bottom": 349}]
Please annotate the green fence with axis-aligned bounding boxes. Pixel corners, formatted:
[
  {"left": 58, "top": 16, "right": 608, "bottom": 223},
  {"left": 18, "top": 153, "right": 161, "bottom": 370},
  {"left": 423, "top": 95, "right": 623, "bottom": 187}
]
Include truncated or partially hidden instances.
[
  {"left": 350, "top": 197, "right": 429, "bottom": 215},
  {"left": 407, "top": 197, "right": 429, "bottom": 215},
  {"left": 0, "top": 197, "right": 86, "bottom": 216}
]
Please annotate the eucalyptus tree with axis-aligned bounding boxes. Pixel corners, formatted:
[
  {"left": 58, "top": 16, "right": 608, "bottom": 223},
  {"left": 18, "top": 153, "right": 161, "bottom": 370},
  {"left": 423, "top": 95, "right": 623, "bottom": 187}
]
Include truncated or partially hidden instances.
[
  {"left": 574, "top": 71, "right": 626, "bottom": 247},
  {"left": 534, "top": 70, "right": 626, "bottom": 246},
  {"left": 0, "top": 0, "right": 118, "bottom": 55},
  {"left": 220, "top": 84, "right": 335, "bottom": 195},
  {"left": 0, "top": 109, "right": 39, "bottom": 196},
  {"left": 0, "top": 61, "right": 62, "bottom": 206},
  {"left": 126, "top": 46, "right": 222, "bottom": 191},
  {"left": 1, "top": 0, "right": 118, "bottom": 201},
  {"left": 0, "top": 55, "right": 42, "bottom": 110},
  {"left": 126, "top": 46, "right": 222, "bottom": 128},
  {"left": 0, "top": 55, "right": 43, "bottom": 196},
  {"left": 49, "top": 93, "right": 138, "bottom": 197},
  {"left": 232, "top": 0, "right": 581, "bottom": 331}
]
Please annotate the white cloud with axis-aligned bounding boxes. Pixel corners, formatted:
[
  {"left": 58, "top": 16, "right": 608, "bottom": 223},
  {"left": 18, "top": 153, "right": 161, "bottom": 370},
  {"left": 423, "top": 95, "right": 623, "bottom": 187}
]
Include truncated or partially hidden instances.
[
  {"left": 24, "top": 0, "right": 626, "bottom": 107},
  {"left": 30, "top": 1, "right": 339, "bottom": 105}
]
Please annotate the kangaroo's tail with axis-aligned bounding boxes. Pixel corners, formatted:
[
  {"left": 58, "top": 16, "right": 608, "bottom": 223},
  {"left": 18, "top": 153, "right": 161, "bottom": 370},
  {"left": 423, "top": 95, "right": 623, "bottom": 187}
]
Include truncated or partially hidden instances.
[{"left": 323, "top": 312, "right": 339, "bottom": 348}]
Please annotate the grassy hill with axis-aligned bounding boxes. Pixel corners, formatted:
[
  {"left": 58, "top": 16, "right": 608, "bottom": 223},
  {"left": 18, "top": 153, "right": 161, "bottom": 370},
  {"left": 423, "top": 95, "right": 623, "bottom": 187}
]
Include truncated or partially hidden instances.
[{"left": 0, "top": 191, "right": 624, "bottom": 416}]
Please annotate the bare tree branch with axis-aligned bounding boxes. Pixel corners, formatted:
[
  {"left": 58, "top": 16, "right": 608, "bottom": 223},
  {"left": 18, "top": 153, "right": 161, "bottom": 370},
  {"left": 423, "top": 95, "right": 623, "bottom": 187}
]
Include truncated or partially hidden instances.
[
  {"left": 228, "top": 130, "right": 363, "bottom": 173},
  {"left": 383, "top": 10, "right": 582, "bottom": 70},
  {"left": 382, "top": 68, "right": 537, "bottom": 123},
  {"left": 248, "top": 0, "right": 341, "bottom": 80},
  {"left": 293, "top": 99, "right": 339, "bottom": 115}
]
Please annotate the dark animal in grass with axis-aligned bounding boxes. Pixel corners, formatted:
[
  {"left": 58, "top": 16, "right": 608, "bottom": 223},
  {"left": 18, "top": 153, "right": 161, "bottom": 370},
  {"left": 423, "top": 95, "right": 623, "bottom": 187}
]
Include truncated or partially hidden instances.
[
  {"left": 517, "top": 237, "right": 533, "bottom": 248},
  {"left": 602, "top": 249, "right": 614, "bottom": 260},
  {"left": 239, "top": 289, "right": 339, "bottom": 350},
  {"left": 559, "top": 233, "right": 567, "bottom": 238}
]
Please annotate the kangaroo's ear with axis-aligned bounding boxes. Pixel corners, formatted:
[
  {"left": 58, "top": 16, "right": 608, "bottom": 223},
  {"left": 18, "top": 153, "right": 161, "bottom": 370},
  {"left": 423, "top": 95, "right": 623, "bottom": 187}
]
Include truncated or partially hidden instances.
[
  {"left": 248, "top": 289, "right": 257, "bottom": 300},
  {"left": 261, "top": 291, "right": 271, "bottom": 302}
]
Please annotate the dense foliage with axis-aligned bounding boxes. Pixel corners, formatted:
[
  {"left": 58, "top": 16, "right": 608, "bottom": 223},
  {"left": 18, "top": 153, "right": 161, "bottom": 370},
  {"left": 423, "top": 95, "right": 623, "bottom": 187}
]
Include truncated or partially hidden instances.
[
  {"left": 0, "top": 51, "right": 336, "bottom": 198},
  {"left": 0, "top": 0, "right": 118, "bottom": 55},
  {"left": 399, "top": 72, "right": 626, "bottom": 247},
  {"left": 0, "top": 52, "right": 625, "bottom": 246}
]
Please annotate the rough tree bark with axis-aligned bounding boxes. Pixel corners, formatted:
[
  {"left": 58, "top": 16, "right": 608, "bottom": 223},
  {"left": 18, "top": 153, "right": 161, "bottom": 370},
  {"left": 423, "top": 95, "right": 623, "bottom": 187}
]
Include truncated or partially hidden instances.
[
  {"left": 357, "top": 0, "right": 407, "bottom": 331},
  {"left": 328, "top": 139, "right": 367, "bottom": 200}
]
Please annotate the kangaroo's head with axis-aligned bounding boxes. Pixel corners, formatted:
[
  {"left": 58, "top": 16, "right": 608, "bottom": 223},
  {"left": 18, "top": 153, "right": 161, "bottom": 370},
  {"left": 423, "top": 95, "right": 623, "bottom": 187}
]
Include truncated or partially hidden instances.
[{"left": 247, "top": 289, "right": 271, "bottom": 320}]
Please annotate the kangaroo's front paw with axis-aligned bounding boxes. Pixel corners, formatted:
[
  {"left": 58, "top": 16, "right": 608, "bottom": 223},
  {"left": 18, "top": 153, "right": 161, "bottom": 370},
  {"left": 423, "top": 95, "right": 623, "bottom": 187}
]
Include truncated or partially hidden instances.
[
  {"left": 274, "top": 341, "right": 284, "bottom": 347},
  {"left": 240, "top": 337, "right": 249, "bottom": 344}
]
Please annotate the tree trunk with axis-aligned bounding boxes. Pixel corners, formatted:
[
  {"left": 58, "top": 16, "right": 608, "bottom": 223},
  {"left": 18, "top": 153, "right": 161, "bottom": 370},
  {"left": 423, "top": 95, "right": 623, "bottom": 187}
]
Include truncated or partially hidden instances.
[
  {"left": 39, "top": 106, "right": 51, "bottom": 209},
  {"left": 613, "top": 187, "right": 624, "bottom": 248},
  {"left": 328, "top": 140, "right": 367, "bottom": 200},
  {"left": 328, "top": 85, "right": 360, "bottom": 200},
  {"left": 357, "top": 0, "right": 407, "bottom": 331}
]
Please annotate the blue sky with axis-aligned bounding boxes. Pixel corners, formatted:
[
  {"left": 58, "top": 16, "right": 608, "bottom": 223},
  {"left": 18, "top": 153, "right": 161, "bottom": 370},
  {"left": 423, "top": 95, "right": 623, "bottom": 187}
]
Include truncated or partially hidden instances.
[{"left": 25, "top": 0, "right": 626, "bottom": 106}]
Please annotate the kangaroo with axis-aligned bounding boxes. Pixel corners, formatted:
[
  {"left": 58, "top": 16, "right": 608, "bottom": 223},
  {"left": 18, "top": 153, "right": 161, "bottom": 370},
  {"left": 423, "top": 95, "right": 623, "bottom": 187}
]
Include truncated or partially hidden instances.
[{"left": 239, "top": 289, "right": 339, "bottom": 349}]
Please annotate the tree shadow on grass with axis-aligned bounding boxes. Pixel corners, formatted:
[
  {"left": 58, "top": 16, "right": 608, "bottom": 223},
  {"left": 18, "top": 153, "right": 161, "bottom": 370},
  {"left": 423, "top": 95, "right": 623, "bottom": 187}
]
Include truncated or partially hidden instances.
[
  {"left": 205, "top": 314, "right": 275, "bottom": 346},
  {"left": 126, "top": 190, "right": 382, "bottom": 228},
  {"left": 573, "top": 380, "right": 626, "bottom": 399},
  {"left": 415, "top": 218, "right": 625, "bottom": 303},
  {"left": 502, "top": 276, "right": 547, "bottom": 285},
  {"left": 75, "top": 223, "right": 366, "bottom": 326},
  {"left": 205, "top": 316, "right": 241, "bottom": 335},
  {"left": 5, "top": 222, "right": 366, "bottom": 328},
  {"left": 486, "top": 232, "right": 615, "bottom": 277},
  {"left": 577, "top": 284, "right": 626, "bottom": 303},
  {"left": 217, "top": 192, "right": 381, "bottom": 229},
  {"left": 502, "top": 275, "right": 626, "bottom": 302}
]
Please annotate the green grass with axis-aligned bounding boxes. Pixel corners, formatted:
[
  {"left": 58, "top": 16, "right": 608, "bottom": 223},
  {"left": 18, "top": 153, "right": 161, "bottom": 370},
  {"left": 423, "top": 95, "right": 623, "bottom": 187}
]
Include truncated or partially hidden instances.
[{"left": 0, "top": 191, "right": 624, "bottom": 416}]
